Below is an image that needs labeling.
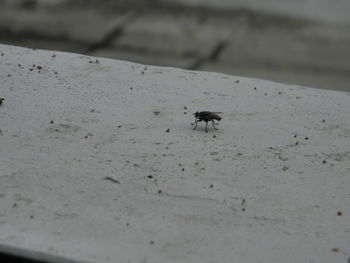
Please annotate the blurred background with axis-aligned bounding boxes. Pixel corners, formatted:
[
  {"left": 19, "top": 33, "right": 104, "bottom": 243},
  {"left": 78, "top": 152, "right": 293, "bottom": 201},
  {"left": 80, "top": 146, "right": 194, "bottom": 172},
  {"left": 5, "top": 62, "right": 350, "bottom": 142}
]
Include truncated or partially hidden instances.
[{"left": 0, "top": 0, "right": 349, "bottom": 91}]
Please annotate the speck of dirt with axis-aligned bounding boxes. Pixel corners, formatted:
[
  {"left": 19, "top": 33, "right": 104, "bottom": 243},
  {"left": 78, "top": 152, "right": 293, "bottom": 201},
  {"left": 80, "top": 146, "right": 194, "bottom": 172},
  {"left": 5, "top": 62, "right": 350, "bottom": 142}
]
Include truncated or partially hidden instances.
[
  {"left": 322, "top": 120, "right": 326, "bottom": 123},
  {"left": 90, "top": 109, "right": 95, "bottom": 112},
  {"left": 337, "top": 211, "right": 343, "bottom": 216},
  {"left": 117, "top": 125, "right": 122, "bottom": 128},
  {"left": 103, "top": 177, "right": 120, "bottom": 184},
  {"left": 165, "top": 129, "right": 170, "bottom": 133},
  {"left": 236, "top": 80, "right": 239, "bottom": 83},
  {"left": 241, "top": 207, "right": 246, "bottom": 212},
  {"left": 130, "top": 87, "right": 133, "bottom": 90},
  {"left": 213, "top": 135, "right": 216, "bottom": 138},
  {"left": 278, "top": 91, "right": 282, "bottom": 95},
  {"left": 37, "top": 66, "right": 42, "bottom": 70},
  {"left": 282, "top": 166, "right": 289, "bottom": 171},
  {"left": 264, "top": 93, "right": 267, "bottom": 96},
  {"left": 84, "top": 135, "right": 88, "bottom": 139},
  {"left": 209, "top": 184, "right": 213, "bottom": 188},
  {"left": 0, "top": 98, "right": 4, "bottom": 105},
  {"left": 182, "top": 168, "right": 185, "bottom": 171},
  {"left": 153, "top": 111, "right": 160, "bottom": 115},
  {"left": 147, "top": 175, "right": 153, "bottom": 179},
  {"left": 305, "top": 137, "right": 309, "bottom": 140},
  {"left": 331, "top": 248, "right": 340, "bottom": 253},
  {"left": 184, "top": 112, "right": 187, "bottom": 114},
  {"left": 295, "top": 141, "right": 299, "bottom": 146},
  {"left": 184, "top": 106, "right": 187, "bottom": 110},
  {"left": 322, "top": 160, "right": 327, "bottom": 164},
  {"left": 294, "top": 134, "right": 297, "bottom": 138},
  {"left": 50, "top": 120, "right": 54, "bottom": 124},
  {"left": 254, "top": 87, "right": 257, "bottom": 90},
  {"left": 158, "top": 190, "right": 162, "bottom": 194},
  {"left": 150, "top": 241, "right": 154, "bottom": 245}
]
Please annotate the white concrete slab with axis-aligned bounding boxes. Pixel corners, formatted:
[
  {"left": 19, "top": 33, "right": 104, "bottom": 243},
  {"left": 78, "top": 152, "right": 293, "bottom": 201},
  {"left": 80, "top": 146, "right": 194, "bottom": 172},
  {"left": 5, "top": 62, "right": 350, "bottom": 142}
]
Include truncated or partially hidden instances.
[{"left": 0, "top": 44, "right": 349, "bottom": 263}]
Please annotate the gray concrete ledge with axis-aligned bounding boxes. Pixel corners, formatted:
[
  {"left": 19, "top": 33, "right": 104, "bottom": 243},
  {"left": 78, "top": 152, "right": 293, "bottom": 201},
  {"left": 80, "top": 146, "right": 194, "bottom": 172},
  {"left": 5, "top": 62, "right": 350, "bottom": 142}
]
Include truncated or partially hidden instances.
[{"left": 0, "top": 44, "right": 349, "bottom": 263}]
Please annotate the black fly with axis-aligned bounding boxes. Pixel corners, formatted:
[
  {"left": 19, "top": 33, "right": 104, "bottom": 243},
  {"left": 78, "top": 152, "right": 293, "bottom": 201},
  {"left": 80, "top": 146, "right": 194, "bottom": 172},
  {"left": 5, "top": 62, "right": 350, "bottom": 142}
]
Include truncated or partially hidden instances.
[{"left": 191, "top": 111, "right": 222, "bottom": 133}]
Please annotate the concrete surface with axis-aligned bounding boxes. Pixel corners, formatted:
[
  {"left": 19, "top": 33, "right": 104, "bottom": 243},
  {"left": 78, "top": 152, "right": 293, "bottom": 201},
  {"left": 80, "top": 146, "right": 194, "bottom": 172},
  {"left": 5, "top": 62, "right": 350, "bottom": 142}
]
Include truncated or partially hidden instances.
[
  {"left": 0, "top": 0, "right": 350, "bottom": 91},
  {"left": 0, "top": 44, "right": 349, "bottom": 263}
]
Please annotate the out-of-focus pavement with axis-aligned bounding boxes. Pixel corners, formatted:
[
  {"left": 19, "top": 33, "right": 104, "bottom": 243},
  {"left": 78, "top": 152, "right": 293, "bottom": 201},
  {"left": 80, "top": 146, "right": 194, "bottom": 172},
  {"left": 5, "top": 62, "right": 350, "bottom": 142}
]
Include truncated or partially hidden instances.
[{"left": 0, "top": 0, "right": 350, "bottom": 91}]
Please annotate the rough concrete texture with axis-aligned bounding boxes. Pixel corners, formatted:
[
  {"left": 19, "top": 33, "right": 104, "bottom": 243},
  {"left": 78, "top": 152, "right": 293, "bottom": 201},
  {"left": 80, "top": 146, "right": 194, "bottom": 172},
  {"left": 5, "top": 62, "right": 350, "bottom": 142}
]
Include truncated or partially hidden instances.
[
  {"left": 0, "top": 44, "right": 349, "bottom": 263},
  {"left": 0, "top": 0, "right": 350, "bottom": 91}
]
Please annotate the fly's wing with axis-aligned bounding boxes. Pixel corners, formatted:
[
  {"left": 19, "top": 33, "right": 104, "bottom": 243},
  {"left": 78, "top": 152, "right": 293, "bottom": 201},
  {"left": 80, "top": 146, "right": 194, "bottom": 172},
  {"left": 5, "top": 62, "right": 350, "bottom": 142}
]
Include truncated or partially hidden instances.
[{"left": 211, "top": 112, "right": 222, "bottom": 121}]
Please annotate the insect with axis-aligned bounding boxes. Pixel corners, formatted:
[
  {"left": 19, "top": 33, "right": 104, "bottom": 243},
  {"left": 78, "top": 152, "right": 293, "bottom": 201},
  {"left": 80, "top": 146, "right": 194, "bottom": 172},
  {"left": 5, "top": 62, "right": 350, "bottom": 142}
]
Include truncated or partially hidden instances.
[{"left": 191, "top": 111, "right": 222, "bottom": 133}]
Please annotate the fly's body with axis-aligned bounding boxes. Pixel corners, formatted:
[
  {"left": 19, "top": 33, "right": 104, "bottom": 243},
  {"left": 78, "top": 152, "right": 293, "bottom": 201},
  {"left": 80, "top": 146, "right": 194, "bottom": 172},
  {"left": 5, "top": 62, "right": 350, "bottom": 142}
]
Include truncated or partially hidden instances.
[{"left": 191, "top": 111, "right": 222, "bottom": 132}]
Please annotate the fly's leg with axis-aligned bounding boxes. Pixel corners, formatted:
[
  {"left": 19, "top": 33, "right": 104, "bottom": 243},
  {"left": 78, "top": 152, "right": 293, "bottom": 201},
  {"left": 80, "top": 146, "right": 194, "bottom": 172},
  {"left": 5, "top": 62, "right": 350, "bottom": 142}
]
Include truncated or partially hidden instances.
[
  {"left": 192, "top": 118, "right": 198, "bottom": 130},
  {"left": 205, "top": 121, "right": 208, "bottom": 133},
  {"left": 212, "top": 120, "right": 218, "bottom": 130}
]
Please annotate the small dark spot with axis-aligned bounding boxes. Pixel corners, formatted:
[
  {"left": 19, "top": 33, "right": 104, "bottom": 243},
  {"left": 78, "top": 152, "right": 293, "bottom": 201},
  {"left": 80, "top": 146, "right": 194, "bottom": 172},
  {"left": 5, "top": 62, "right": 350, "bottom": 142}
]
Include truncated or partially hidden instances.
[
  {"left": 165, "top": 129, "right": 170, "bottom": 133},
  {"left": 117, "top": 125, "right": 122, "bottom": 128},
  {"left": 278, "top": 91, "right": 282, "bottom": 95},
  {"left": 295, "top": 141, "right": 299, "bottom": 145},
  {"left": 141, "top": 71, "right": 145, "bottom": 75},
  {"left": 12, "top": 203, "right": 17, "bottom": 208},
  {"left": 147, "top": 175, "right": 153, "bottom": 179},
  {"left": 130, "top": 87, "right": 133, "bottom": 90},
  {"left": 0, "top": 98, "right": 4, "bottom": 105},
  {"left": 254, "top": 87, "right": 257, "bottom": 90},
  {"left": 90, "top": 109, "right": 95, "bottom": 112},
  {"left": 241, "top": 207, "right": 246, "bottom": 212},
  {"left": 54, "top": 72, "right": 58, "bottom": 75},
  {"left": 264, "top": 93, "right": 267, "bottom": 96},
  {"left": 184, "top": 112, "right": 187, "bottom": 114},
  {"left": 322, "top": 160, "right": 327, "bottom": 164},
  {"left": 30, "top": 215, "right": 34, "bottom": 219},
  {"left": 331, "top": 248, "right": 340, "bottom": 253},
  {"left": 213, "top": 135, "right": 216, "bottom": 138},
  {"left": 182, "top": 168, "right": 185, "bottom": 171},
  {"left": 184, "top": 106, "right": 187, "bottom": 110},
  {"left": 37, "top": 66, "right": 42, "bottom": 70},
  {"left": 150, "top": 241, "right": 154, "bottom": 245},
  {"left": 52, "top": 54, "right": 56, "bottom": 58},
  {"left": 282, "top": 166, "right": 289, "bottom": 171},
  {"left": 158, "top": 190, "right": 162, "bottom": 194},
  {"left": 236, "top": 80, "right": 239, "bottom": 83},
  {"left": 305, "top": 137, "right": 309, "bottom": 140},
  {"left": 296, "top": 96, "right": 301, "bottom": 99},
  {"left": 322, "top": 120, "right": 326, "bottom": 123},
  {"left": 337, "top": 211, "right": 343, "bottom": 216},
  {"left": 103, "top": 177, "right": 120, "bottom": 184},
  {"left": 294, "top": 134, "right": 297, "bottom": 138},
  {"left": 85, "top": 135, "right": 88, "bottom": 139},
  {"left": 153, "top": 111, "right": 160, "bottom": 116},
  {"left": 209, "top": 184, "right": 213, "bottom": 188},
  {"left": 50, "top": 120, "right": 54, "bottom": 124}
]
